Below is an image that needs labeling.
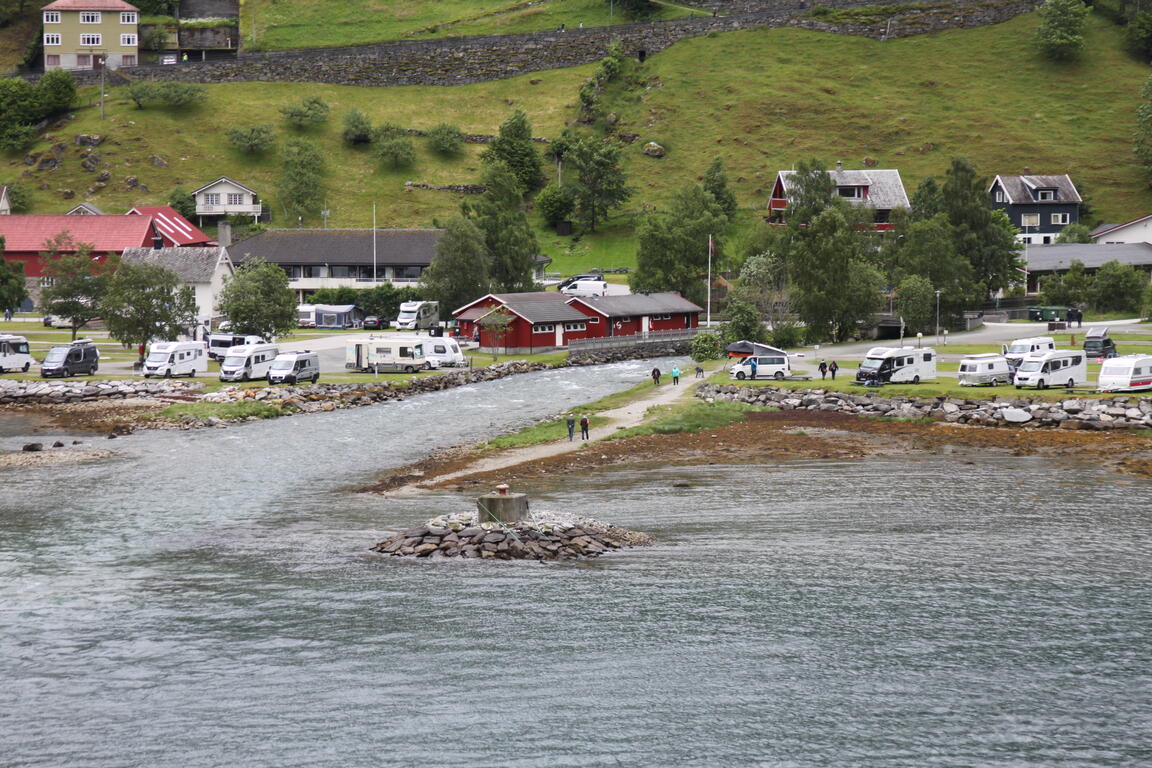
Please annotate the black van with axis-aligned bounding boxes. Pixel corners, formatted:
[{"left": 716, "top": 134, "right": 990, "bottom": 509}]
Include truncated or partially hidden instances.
[{"left": 41, "top": 339, "right": 99, "bottom": 377}]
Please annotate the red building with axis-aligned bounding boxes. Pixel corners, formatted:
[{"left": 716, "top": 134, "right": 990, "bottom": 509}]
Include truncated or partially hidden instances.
[
  {"left": 127, "top": 205, "right": 214, "bottom": 247},
  {"left": 454, "top": 291, "right": 702, "bottom": 353}
]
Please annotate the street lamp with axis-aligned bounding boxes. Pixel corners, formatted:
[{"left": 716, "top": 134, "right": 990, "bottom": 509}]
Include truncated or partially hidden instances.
[{"left": 935, "top": 289, "right": 942, "bottom": 346}]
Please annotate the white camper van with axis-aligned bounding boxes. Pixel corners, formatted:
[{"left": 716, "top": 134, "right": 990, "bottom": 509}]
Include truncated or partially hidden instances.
[
  {"left": 958, "top": 353, "right": 1012, "bottom": 386},
  {"left": 268, "top": 351, "right": 320, "bottom": 384},
  {"left": 395, "top": 301, "right": 440, "bottom": 331},
  {"left": 208, "top": 333, "right": 265, "bottom": 360},
  {"left": 345, "top": 338, "right": 439, "bottom": 373},
  {"left": 1002, "top": 336, "right": 1056, "bottom": 373},
  {"left": 855, "top": 346, "right": 937, "bottom": 385},
  {"left": 1097, "top": 354, "right": 1152, "bottom": 392},
  {"left": 729, "top": 348, "right": 790, "bottom": 380},
  {"left": 1013, "top": 350, "right": 1086, "bottom": 390},
  {"left": 218, "top": 343, "right": 280, "bottom": 382},
  {"left": 142, "top": 341, "right": 208, "bottom": 378},
  {"left": 560, "top": 279, "right": 608, "bottom": 298},
  {"left": 0, "top": 334, "right": 36, "bottom": 373}
]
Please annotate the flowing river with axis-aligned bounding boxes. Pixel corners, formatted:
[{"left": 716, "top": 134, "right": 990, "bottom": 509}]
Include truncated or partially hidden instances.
[{"left": 2, "top": 359, "right": 1151, "bottom": 767}]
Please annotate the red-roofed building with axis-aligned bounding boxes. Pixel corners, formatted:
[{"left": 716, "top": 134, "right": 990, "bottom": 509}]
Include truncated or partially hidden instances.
[
  {"left": 127, "top": 205, "right": 213, "bottom": 247},
  {"left": 0, "top": 214, "right": 156, "bottom": 307}
]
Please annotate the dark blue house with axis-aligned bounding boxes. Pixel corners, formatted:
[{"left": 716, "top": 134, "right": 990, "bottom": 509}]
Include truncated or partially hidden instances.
[{"left": 988, "top": 174, "right": 1081, "bottom": 244}]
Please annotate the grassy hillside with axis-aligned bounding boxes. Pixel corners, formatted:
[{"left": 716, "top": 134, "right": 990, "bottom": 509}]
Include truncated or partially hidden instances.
[
  {"left": 241, "top": 0, "right": 701, "bottom": 51},
  {"left": 3, "top": 12, "right": 1150, "bottom": 275}
]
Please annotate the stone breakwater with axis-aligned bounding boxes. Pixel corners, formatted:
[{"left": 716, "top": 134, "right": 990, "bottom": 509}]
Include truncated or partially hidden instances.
[
  {"left": 0, "top": 378, "right": 202, "bottom": 404},
  {"left": 697, "top": 384, "right": 1152, "bottom": 430},
  {"left": 372, "top": 511, "right": 653, "bottom": 561}
]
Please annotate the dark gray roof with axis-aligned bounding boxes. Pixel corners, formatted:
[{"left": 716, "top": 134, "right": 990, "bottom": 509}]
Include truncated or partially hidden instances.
[
  {"left": 498, "top": 292, "right": 587, "bottom": 323},
  {"left": 232, "top": 228, "right": 442, "bottom": 266},
  {"left": 121, "top": 246, "right": 231, "bottom": 282},
  {"left": 777, "top": 168, "right": 909, "bottom": 210},
  {"left": 65, "top": 202, "right": 105, "bottom": 215},
  {"left": 571, "top": 292, "right": 704, "bottom": 317},
  {"left": 1090, "top": 222, "right": 1120, "bottom": 238},
  {"left": 1025, "top": 243, "right": 1152, "bottom": 272},
  {"left": 991, "top": 174, "right": 1081, "bottom": 204}
]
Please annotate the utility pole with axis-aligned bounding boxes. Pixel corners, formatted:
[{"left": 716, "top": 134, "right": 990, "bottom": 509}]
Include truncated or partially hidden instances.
[
  {"left": 706, "top": 234, "right": 713, "bottom": 327},
  {"left": 372, "top": 202, "right": 377, "bottom": 282},
  {"left": 935, "top": 289, "right": 942, "bottom": 346}
]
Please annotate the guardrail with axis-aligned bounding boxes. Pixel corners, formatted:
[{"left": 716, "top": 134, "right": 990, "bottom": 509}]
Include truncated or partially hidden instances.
[{"left": 566, "top": 328, "right": 699, "bottom": 352}]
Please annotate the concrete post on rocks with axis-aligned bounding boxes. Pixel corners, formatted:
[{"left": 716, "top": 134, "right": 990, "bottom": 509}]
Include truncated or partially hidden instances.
[{"left": 477, "top": 484, "right": 528, "bottom": 524}]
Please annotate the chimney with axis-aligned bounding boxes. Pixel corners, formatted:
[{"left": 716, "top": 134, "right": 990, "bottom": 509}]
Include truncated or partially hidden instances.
[
  {"left": 152, "top": 233, "right": 163, "bottom": 250},
  {"left": 835, "top": 160, "right": 843, "bottom": 171},
  {"left": 1022, "top": 167, "right": 1031, "bottom": 175},
  {"left": 218, "top": 220, "right": 232, "bottom": 248}
]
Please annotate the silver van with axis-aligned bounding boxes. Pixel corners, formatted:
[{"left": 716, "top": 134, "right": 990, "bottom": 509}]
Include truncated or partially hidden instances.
[{"left": 268, "top": 351, "right": 320, "bottom": 385}]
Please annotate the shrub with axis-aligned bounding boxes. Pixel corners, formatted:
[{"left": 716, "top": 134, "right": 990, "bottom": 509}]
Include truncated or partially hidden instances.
[
  {"left": 36, "top": 70, "right": 77, "bottom": 116},
  {"left": 376, "top": 136, "right": 416, "bottom": 168},
  {"left": 535, "top": 183, "right": 575, "bottom": 225},
  {"left": 768, "top": 321, "right": 804, "bottom": 349},
  {"left": 280, "top": 96, "right": 330, "bottom": 128},
  {"left": 690, "top": 331, "right": 724, "bottom": 361},
  {"left": 427, "top": 122, "right": 464, "bottom": 155},
  {"left": 124, "top": 81, "right": 157, "bottom": 109},
  {"left": 155, "top": 81, "right": 206, "bottom": 107},
  {"left": 0, "top": 124, "right": 37, "bottom": 151},
  {"left": 373, "top": 121, "right": 405, "bottom": 142},
  {"left": 342, "top": 108, "right": 373, "bottom": 146},
  {"left": 167, "top": 188, "right": 195, "bottom": 218},
  {"left": 227, "top": 124, "right": 275, "bottom": 154}
]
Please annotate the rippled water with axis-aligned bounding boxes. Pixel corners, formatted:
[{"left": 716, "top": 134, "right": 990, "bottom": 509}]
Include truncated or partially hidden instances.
[{"left": 2, "top": 360, "right": 1151, "bottom": 767}]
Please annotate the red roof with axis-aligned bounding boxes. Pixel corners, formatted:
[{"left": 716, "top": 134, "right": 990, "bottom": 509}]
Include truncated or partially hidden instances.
[
  {"left": 41, "top": 0, "right": 138, "bottom": 10},
  {"left": 0, "top": 215, "right": 154, "bottom": 252},
  {"left": 127, "top": 205, "right": 213, "bottom": 247}
]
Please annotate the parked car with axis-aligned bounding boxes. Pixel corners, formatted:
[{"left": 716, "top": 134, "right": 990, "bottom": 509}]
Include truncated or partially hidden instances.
[
  {"left": 41, "top": 339, "right": 99, "bottom": 378},
  {"left": 1083, "top": 327, "right": 1118, "bottom": 361},
  {"left": 363, "top": 315, "right": 388, "bottom": 330}
]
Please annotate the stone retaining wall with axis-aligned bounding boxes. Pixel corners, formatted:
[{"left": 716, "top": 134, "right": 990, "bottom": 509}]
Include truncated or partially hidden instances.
[
  {"left": 568, "top": 341, "right": 692, "bottom": 365},
  {"left": 0, "top": 379, "right": 202, "bottom": 405},
  {"left": 696, "top": 384, "right": 1152, "bottom": 430}
]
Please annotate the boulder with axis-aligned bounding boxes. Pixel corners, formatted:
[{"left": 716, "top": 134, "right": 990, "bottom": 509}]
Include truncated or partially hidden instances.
[
  {"left": 642, "top": 141, "right": 666, "bottom": 158},
  {"left": 1000, "top": 407, "right": 1032, "bottom": 424}
]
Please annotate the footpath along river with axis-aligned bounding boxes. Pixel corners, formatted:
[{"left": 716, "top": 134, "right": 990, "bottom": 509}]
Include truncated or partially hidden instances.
[{"left": 2, "top": 358, "right": 1151, "bottom": 766}]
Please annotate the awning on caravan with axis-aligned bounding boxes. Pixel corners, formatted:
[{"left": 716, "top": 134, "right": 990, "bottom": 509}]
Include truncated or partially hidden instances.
[{"left": 726, "top": 340, "right": 787, "bottom": 358}]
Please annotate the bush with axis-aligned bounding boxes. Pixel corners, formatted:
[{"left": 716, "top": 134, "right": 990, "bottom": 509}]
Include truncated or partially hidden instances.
[
  {"left": 427, "top": 122, "right": 464, "bottom": 155},
  {"left": 690, "top": 331, "right": 724, "bottom": 361},
  {"left": 535, "top": 183, "right": 575, "bottom": 225},
  {"left": 227, "top": 124, "right": 275, "bottom": 154},
  {"left": 1127, "top": 11, "right": 1152, "bottom": 59},
  {"left": 167, "top": 188, "right": 195, "bottom": 219},
  {"left": 280, "top": 96, "right": 330, "bottom": 128},
  {"left": 373, "top": 121, "right": 405, "bottom": 142},
  {"left": 376, "top": 136, "right": 416, "bottom": 168},
  {"left": 37, "top": 70, "right": 77, "bottom": 116},
  {"left": 155, "top": 81, "right": 206, "bottom": 107},
  {"left": 1090, "top": 260, "right": 1145, "bottom": 313},
  {"left": 124, "top": 81, "right": 157, "bottom": 109},
  {"left": 768, "top": 321, "right": 804, "bottom": 349},
  {"left": 0, "top": 78, "right": 43, "bottom": 125},
  {"left": 1, "top": 180, "right": 30, "bottom": 212},
  {"left": 0, "top": 124, "right": 37, "bottom": 151},
  {"left": 342, "top": 108, "right": 373, "bottom": 146}
]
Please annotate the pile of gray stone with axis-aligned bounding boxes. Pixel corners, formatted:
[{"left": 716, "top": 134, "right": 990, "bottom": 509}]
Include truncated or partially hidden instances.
[
  {"left": 372, "top": 511, "right": 652, "bottom": 561},
  {"left": 0, "top": 378, "right": 202, "bottom": 404},
  {"left": 696, "top": 384, "right": 1152, "bottom": 430}
]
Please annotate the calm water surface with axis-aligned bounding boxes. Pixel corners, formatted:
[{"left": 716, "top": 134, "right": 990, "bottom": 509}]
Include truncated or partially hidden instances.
[{"left": 2, "top": 360, "right": 1151, "bottom": 767}]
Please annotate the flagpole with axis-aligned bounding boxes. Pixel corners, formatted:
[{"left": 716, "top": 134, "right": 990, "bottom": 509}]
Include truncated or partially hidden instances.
[
  {"left": 372, "top": 202, "right": 377, "bottom": 282},
  {"left": 706, "top": 234, "right": 713, "bottom": 327}
]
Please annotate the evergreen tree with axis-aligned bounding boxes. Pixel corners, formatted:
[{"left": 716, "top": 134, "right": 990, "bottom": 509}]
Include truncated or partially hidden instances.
[
  {"left": 464, "top": 162, "right": 539, "bottom": 293},
  {"left": 702, "top": 157, "right": 738, "bottom": 218},
  {"left": 481, "top": 110, "right": 543, "bottom": 192},
  {"left": 420, "top": 216, "right": 491, "bottom": 314},
  {"left": 909, "top": 176, "right": 944, "bottom": 221},
  {"left": 630, "top": 184, "right": 726, "bottom": 306},
  {"left": 566, "top": 137, "right": 633, "bottom": 231},
  {"left": 216, "top": 258, "right": 298, "bottom": 339},
  {"left": 942, "top": 157, "right": 1022, "bottom": 295},
  {"left": 1036, "top": 0, "right": 1089, "bottom": 61},
  {"left": 101, "top": 262, "right": 198, "bottom": 362}
]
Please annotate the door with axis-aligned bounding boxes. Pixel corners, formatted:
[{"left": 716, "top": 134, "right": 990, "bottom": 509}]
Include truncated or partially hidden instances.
[
  {"left": 355, "top": 344, "right": 364, "bottom": 369},
  {"left": 642, "top": 316, "right": 650, "bottom": 336},
  {"left": 555, "top": 325, "right": 564, "bottom": 347}
]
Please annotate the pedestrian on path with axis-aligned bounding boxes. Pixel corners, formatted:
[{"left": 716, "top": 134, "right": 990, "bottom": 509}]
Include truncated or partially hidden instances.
[
  {"left": 749, "top": 357, "right": 758, "bottom": 380},
  {"left": 819, "top": 360, "right": 828, "bottom": 379},
  {"left": 566, "top": 413, "right": 576, "bottom": 442},
  {"left": 579, "top": 415, "right": 590, "bottom": 440},
  {"left": 695, "top": 364, "right": 704, "bottom": 378},
  {"left": 651, "top": 367, "right": 661, "bottom": 385},
  {"left": 829, "top": 361, "right": 839, "bottom": 380},
  {"left": 671, "top": 366, "right": 681, "bottom": 385}
]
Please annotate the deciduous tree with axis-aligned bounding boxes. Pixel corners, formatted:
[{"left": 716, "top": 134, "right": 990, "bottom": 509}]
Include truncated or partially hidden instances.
[
  {"left": 342, "top": 108, "right": 373, "bottom": 146},
  {"left": 631, "top": 184, "right": 726, "bottom": 305},
  {"left": 279, "top": 96, "right": 330, "bottom": 128},
  {"left": 216, "top": 258, "right": 298, "bottom": 339},
  {"left": 566, "top": 137, "right": 633, "bottom": 231},
  {"left": 1090, "top": 260, "right": 1145, "bottom": 313},
  {"left": 101, "top": 261, "right": 197, "bottom": 362},
  {"left": 427, "top": 123, "right": 464, "bottom": 155},
  {"left": 0, "top": 238, "right": 29, "bottom": 315},
  {"left": 277, "top": 139, "right": 326, "bottom": 220},
  {"left": 1036, "top": 0, "right": 1089, "bottom": 61},
  {"left": 227, "top": 124, "right": 275, "bottom": 154},
  {"left": 702, "top": 157, "right": 738, "bottom": 218},
  {"left": 942, "top": 157, "right": 1022, "bottom": 295},
  {"left": 419, "top": 216, "right": 490, "bottom": 316},
  {"left": 895, "top": 274, "right": 935, "bottom": 332},
  {"left": 40, "top": 234, "right": 114, "bottom": 339}
]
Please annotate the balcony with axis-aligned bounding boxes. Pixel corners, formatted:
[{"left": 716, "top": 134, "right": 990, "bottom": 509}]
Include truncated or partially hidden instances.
[{"left": 196, "top": 203, "right": 262, "bottom": 216}]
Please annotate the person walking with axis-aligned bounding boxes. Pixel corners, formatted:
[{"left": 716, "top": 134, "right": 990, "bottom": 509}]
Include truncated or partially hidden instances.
[
  {"left": 829, "top": 361, "right": 839, "bottom": 380},
  {"left": 671, "top": 366, "right": 681, "bottom": 385},
  {"left": 819, "top": 360, "right": 828, "bottom": 379},
  {"left": 749, "top": 357, "right": 758, "bottom": 380},
  {"left": 651, "top": 367, "right": 661, "bottom": 385},
  {"left": 566, "top": 413, "right": 576, "bottom": 442},
  {"left": 579, "top": 415, "right": 590, "bottom": 440}
]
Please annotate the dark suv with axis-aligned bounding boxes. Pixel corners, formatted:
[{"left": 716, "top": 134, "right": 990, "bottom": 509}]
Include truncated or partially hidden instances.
[
  {"left": 363, "top": 315, "right": 388, "bottom": 330},
  {"left": 1083, "top": 328, "right": 1118, "bottom": 360},
  {"left": 41, "top": 339, "right": 99, "bottom": 378}
]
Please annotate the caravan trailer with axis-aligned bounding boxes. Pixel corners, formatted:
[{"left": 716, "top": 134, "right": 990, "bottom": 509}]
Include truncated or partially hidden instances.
[
  {"left": 345, "top": 337, "right": 439, "bottom": 373},
  {"left": 395, "top": 301, "right": 439, "bottom": 331},
  {"left": 958, "top": 353, "right": 1012, "bottom": 386},
  {"left": 142, "top": 341, "right": 208, "bottom": 378},
  {"left": 410, "top": 335, "right": 466, "bottom": 367},
  {"left": 855, "top": 346, "right": 937, "bottom": 385},
  {"left": 1013, "top": 350, "right": 1086, "bottom": 390},
  {"left": 0, "top": 334, "right": 35, "bottom": 373},
  {"left": 219, "top": 343, "right": 280, "bottom": 381},
  {"left": 1097, "top": 354, "right": 1152, "bottom": 392}
]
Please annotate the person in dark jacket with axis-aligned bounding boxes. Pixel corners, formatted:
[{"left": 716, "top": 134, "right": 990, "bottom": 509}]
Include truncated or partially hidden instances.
[
  {"left": 651, "top": 367, "right": 661, "bottom": 385},
  {"left": 579, "top": 415, "right": 590, "bottom": 440},
  {"left": 566, "top": 414, "right": 576, "bottom": 441},
  {"left": 829, "top": 361, "right": 839, "bottom": 380},
  {"left": 819, "top": 360, "right": 828, "bottom": 379}
]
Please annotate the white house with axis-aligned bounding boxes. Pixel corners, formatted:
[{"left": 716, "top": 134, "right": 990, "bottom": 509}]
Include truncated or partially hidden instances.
[
  {"left": 192, "top": 177, "right": 262, "bottom": 224},
  {"left": 0, "top": 185, "right": 12, "bottom": 215},
  {"left": 1091, "top": 214, "right": 1152, "bottom": 245},
  {"left": 120, "top": 245, "right": 235, "bottom": 330}
]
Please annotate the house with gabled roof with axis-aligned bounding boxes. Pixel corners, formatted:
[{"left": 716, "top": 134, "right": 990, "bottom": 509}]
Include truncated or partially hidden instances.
[
  {"left": 1089, "top": 214, "right": 1152, "bottom": 244},
  {"left": 192, "top": 177, "right": 262, "bottom": 223},
  {"left": 41, "top": 0, "right": 139, "bottom": 71},
  {"left": 121, "top": 244, "right": 234, "bottom": 329},
  {"left": 127, "top": 205, "right": 213, "bottom": 247},
  {"left": 988, "top": 173, "right": 1081, "bottom": 244},
  {"left": 767, "top": 162, "right": 909, "bottom": 230},
  {"left": 65, "top": 202, "right": 105, "bottom": 215}
]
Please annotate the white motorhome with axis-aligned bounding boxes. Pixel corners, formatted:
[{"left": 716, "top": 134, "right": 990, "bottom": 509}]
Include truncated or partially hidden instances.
[
  {"left": 729, "top": 348, "right": 790, "bottom": 380},
  {"left": 395, "top": 301, "right": 440, "bottom": 331},
  {"left": 0, "top": 334, "right": 35, "bottom": 373},
  {"left": 268, "top": 351, "right": 320, "bottom": 385},
  {"left": 957, "top": 353, "right": 1012, "bottom": 387},
  {"left": 142, "top": 341, "right": 208, "bottom": 378},
  {"left": 345, "top": 338, "right": 439, "bottom": 373},
  {"left": 1002, "top": 336, "right": 1056, "bottom": 372},
  {"left": 208, "top": 333, "right": 265, "bottom": 360},
  {"left": 1013, "top": 350, "right": 1086, "bottom": 390},
  {"left": 855, "top": 346, "right": 937, "bottom": 385},
  {"left": 1097, "top": 354, "right": 1152, "bottom": 392},
  {"left": 219, "top": 343, "right": 280, "bottom": 382}
]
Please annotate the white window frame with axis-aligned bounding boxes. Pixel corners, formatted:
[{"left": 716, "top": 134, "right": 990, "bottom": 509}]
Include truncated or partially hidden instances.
[
  {"left": 44, "top": 11, "right": 60, "bottom": 23},
  {"left": 586, "top": 316, "right": 600, "bottom": 324},
  {"left": 80, "top": 33, "right": 102, "bottom": 46},
  {"left": 80, "top": 11, "right": 101, "bottom": 23},
  {"left": 120, "top": 33, "right": 137, "bottom": 46},
  {"left": 532, "top": 323, "right": 555, "bottom": 334},
  {"left": 204, "top": 193, "right": 220, "bottom": 205},
  {"left": 563, "top": 322, "right": 586, "bottom": 332},
  {"left": 994, "top": 189, "right": 1003, "bottom": 203},
  {"left": 1037, "top": 189, "right": 1055, "bottom": 201},
  {"left": 227, "top": 193, "right": 244, "bottom": 206},
  {"left": 1020, "top": 213, "right": 1040, "bottom": 228},
  {"left": 44, "top": 33, "right": 61, "bottom": 46},
  {"left": 121, "top": 12, "right": 137, "bottom": 24},
  {"left": 1051, "top": 213, "right": 1070, "bottom": 225}
]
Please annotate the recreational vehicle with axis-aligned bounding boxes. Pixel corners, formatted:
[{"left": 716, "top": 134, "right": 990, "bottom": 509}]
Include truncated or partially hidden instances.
[
  {"left": 855, "top": 346, "right": 937, "bottom": 385},
  {"left": 142, "top": 341, "right": 208, "bottom": 378},
  {"left": 345, "top": 338, "right": 439, "bottom": 373},
  {"left": 268, "top": 351, "right": 320, "bottom": 385},
  {"left": 1013, "top": 350, "right": 1087, "bottom": 390},
  {"left": 40, "top": 339, "right": 99, "bottom": 378},
  {"left": 1097, "top": 355, "right": 1152, "bottom": 392},
  {"left": 0, "top": 334, "right": 35, "bottom": 373},
  {"left": 1002, "top": 336, "right": 1056, "bottom": 373},
  {"left": 219, "top": 343, "right": 280, "bottom": 382},
  {"left": 208, "top": 333, "right": 265, "bottom": 360},
  {"left": 957, "top": 353, "right": 1012, "bottom": 387},
  {"left": 395, "top": 301, "right": 440, "bottom": 331},
  {"left": 729, "top": 348, "right": 790, "bottom": 380},
  {"left": 410, "top": 335, "right": 466, "bottom": 367}
]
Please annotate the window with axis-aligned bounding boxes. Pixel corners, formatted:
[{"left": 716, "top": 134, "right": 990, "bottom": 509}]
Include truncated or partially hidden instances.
[
  {"left": 80, "top": 11, "right": 101, "bottom": 23},
  {"left": 40, "top": 277, "right": 55, "bottom": 288},
  {"left": 76, "top": 54, "right": 92, "bottom": 68},
  {"left": 837, "top": 186, "right": 862, "bottom": 198},
  {"left": 80, "top": 34, "right": 102, "bottom": 46},
  {"left": 121, "top": 12, "right": 137, "bottom": 23},
  {"left": 330, "top": 266, "right": 353, "bottom": 278},
  {"left": 44, "top": 33, "right": 61, "bottom": 45},
  {"left": 227, "top": 193, "right": 244, "bottom": 205},
  {"left": 44, "top": 11, "right": 60, "bottom": 23},
  {"left": 587, "top": 316, "right": 600, "bottom": 324},
  {"left": 563, "top": 322, "right": 586, "bottom": 331},
  {"left": 1020, "top": 213, "right": 1040, "bottom": 228},
  {"left": 532, "top": 324, "right": 555, "bottom": 334},
  {"left": 121, "top": 54, "right": 136, "bottom": 67},
  {"left": 45, "top": 54, "right": 60, "bottom": 66},
  {"left": 203, "top": 192, "right": 220, "bottom": 205},
  {"left": 994, "top": 189, "right": 1003, "bottom": 203},
  {"left": 120, "top": 34, "right": 137, "bottom": 46},
  {"left": 1037, "top": 189, "right": 1056, "bottom": 201},
  {"left": 1051, "top": 213, "right": 1070, "bottom": 225}
]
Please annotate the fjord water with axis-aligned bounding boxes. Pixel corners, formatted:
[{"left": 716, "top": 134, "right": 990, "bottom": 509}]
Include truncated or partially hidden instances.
[{"left": 2, "top": 360, "right": 1151, "bottom": 767}]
